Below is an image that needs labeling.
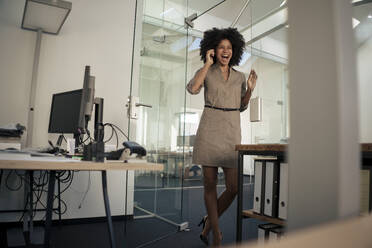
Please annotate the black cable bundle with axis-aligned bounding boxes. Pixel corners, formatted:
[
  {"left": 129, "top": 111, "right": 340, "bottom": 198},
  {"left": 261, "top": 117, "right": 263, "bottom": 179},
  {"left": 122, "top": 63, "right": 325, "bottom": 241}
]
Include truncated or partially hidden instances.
[
  {"left": 7, "top": 170, "right": 75, "bottom": 222},
  {"left": 103, "top": 123, "right": 129, "bottom": 149}
]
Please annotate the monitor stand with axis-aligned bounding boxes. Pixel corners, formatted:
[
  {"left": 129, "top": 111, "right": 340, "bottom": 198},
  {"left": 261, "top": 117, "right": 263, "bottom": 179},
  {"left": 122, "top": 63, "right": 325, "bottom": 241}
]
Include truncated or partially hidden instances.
[
  {"left": 82, "top": 97, "right": 104, "bottom": 162},
  {"left": 56, "top": 134, "right": 64, "bottom": 147},
  {"left": 73, "top": 133, "right": 82, "bottom": 153}
]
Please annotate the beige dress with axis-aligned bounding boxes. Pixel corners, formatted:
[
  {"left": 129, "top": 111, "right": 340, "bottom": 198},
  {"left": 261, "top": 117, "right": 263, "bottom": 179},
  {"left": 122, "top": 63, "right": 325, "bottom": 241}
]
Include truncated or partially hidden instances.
[{"left": 187, "top": 64, "right": 248, "bottom": 168}]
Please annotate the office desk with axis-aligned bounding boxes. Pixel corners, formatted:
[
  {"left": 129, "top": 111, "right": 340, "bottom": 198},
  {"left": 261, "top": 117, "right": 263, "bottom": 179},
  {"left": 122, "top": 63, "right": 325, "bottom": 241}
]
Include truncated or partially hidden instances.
[
  {"left": 0, "top": 156, "right": 163, "bottom": 248},
  {"left": 235, "top": 143, "right": 372, "bottom": 243},
  {"left": 229, "top": 214, "right": 372, "bottom": 248}
]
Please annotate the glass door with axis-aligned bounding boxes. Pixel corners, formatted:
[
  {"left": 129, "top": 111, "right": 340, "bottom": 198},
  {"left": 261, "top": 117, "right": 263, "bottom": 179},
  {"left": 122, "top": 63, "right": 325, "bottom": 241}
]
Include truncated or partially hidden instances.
[{"left": 128, "top": 0, "right": 226, "bottom": 228}]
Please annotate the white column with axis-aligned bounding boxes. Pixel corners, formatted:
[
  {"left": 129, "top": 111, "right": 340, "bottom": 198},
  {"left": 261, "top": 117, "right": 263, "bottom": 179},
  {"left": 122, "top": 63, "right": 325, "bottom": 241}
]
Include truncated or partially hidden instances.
[
  {"left": 287, "top": 0, "right": 360, "bottom": 231},
  {"left": 26, "top": 29, "right": 42, "bottom": 148}
]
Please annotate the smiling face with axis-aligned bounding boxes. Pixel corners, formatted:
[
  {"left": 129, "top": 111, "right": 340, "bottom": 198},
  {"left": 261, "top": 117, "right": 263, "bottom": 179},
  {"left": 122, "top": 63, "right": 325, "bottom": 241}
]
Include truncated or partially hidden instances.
[{"left": 215, "top": 39, "right": 233, "bottom": 67}]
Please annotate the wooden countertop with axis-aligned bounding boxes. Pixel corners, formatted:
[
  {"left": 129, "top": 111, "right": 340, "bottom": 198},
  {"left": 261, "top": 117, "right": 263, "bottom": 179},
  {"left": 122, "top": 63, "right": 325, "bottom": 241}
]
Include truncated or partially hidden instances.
[
  {"left": 236, "top": 143, "right": 372, "bottom": 152},
  {"left": 0, "top": 159, "right": 163, "bottom": 171},
  {"left": 242, "top": 210, "right": 285, "bottom": 226},
  {"left": 236, "top": 144, "right": 287, "bottom": 152}
]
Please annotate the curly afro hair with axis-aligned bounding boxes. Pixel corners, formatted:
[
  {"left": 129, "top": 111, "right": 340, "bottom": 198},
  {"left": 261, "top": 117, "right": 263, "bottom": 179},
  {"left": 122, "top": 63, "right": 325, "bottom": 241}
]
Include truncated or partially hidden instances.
[{"left": 200, "top": 27, "right": 245, "bottom": 67}]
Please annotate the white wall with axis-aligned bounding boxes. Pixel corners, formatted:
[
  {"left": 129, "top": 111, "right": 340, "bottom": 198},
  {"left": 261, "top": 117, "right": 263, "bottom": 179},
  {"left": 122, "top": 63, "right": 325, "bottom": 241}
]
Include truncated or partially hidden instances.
[
  {"left": 357, "top": 37, "right": 372, "bottom": 143},
  {"left": 0, "top": 0, "right": 35, "bottom": 145},
  {"left": 0, "top": 0, "right": 136, "bottom": 220}
]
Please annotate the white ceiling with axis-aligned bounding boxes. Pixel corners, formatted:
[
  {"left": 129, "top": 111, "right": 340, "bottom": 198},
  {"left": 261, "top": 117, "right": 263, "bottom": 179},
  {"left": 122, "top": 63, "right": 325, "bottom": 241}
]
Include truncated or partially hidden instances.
[
  {"left": 187, "top": 0, "right": 284, "bottom": 28},
  {"left": 153, "top": 0, "right": 371, "bottom": 51},
  {"left": 193, "top": 0, "right": 372, "bottom": 46}
]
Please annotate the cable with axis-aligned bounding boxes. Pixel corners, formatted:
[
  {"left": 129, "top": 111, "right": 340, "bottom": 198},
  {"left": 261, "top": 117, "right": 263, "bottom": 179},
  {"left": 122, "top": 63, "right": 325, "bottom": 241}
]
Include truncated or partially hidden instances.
[
  {"left": 104, "top": 123, "right": 129, "bottom": 141},
  {"left": 5, "top": 170, "right": 23, "bottom": 191},
  {"left": 5, "top": 169, "right": 75, "bottom": 222},
  {"left": 57, "top": 171, "right": 72, "bottom": 183},
  {"left": 0, "top": 169, "right": 3, "bottom": 187},
  {"left": 113, "top": 127, "right": 119, "bottom": 149},
  {"left": 16, "top": 170, "right": 73, "bottom": 221},
  {"left": 78, "top": 171, "right": 91, "bottom": 209},
  {"left": 103, "top": 123, "right": 120, "bottom": 148},
  {"left": 59, "top": 171, "right": 74, "bottom": 195},
  {"left": 82, "top": 130, "right": 92, "bottom": 144},
  {"left": 18, "top": 194, "right": 29, "bottom": 222},
  {"left": 104, "top": 125, "right": 115, "bottom": 143}
]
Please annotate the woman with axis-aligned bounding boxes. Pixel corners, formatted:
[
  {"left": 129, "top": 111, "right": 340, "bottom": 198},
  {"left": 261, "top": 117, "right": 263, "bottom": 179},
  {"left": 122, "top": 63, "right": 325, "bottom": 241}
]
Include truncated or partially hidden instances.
[{"left": 187, "top": 27, "right": 257, "bottom": 247}]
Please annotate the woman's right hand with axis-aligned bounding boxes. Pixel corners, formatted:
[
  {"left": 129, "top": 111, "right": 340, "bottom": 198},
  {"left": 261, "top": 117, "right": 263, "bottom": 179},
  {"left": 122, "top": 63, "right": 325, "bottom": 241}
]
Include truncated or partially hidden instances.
[{"left": 206, "top": 49, "right": 215, "bottom": 66}]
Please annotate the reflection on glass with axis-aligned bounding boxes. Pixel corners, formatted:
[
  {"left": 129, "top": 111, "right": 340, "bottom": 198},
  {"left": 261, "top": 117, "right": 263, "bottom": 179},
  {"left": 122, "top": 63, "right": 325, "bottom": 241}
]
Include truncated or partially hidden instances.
[
  {"left": 133, "top": 0, "right": 291, "bottom": 233},
  {"left": 353, "top": 2, "right": 372, "bottom": 143},
  {"left": 133, "top": 0, "right": 192, "bottom": 226}
]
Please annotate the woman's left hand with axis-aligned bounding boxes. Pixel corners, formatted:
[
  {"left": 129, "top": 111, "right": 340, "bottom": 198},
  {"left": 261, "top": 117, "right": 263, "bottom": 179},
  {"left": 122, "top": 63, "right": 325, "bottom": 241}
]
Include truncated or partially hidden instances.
[{"left": 247, "top": 69, "right": 258, "bottom": 91}]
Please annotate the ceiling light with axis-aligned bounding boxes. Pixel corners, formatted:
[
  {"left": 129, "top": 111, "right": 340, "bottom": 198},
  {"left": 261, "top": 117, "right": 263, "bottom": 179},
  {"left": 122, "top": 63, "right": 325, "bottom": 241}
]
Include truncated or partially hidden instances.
[
  {"left": 280, "top": 0, "right": 287, "bottom": 7},
  {"left": 368, "top": 14, "right": 372, "bottom": 19},
  {"left": 21, "top": 0, "right": 72, "bottom": 35},
  {"left": 352, "top": 18, "right": 360, "bottom": 28}
]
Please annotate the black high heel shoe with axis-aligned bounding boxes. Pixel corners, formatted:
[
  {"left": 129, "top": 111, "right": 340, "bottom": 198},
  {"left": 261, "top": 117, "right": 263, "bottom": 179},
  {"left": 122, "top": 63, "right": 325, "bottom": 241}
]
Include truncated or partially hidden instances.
[
  {"left": 198, "top": 216, "right": 208, "bottom": 229},
  {"left": 198, "top": 216, "right": 209, "bottom": 246}
]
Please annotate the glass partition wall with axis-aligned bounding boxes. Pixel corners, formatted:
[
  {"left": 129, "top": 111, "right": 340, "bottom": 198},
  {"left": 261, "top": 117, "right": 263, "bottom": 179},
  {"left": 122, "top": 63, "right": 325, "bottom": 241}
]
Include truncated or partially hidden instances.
[
  {"left": 130, "top": 0, "right": 370, "bottom": 244},
  {"left": 130, "top": 0, "right": 226, "bottom": 231},
  {"left": 129, "top": 0, "right": 289, "bottom": 239}
]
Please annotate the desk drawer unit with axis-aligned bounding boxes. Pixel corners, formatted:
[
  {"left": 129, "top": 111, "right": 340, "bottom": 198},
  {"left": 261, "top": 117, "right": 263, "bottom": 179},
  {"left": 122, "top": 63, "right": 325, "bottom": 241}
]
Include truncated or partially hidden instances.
[
  {"left": 253, "top": 161, "right": 265, "bottom": 214},
  {"left": 269, "top": 226, "right": 285, "bottom": 241},
  {"left": 258, "top": 223, "right": 281, "bottom": 244},
  {"left": 264, "top": 161, "right": 279, "bottom": 217}
]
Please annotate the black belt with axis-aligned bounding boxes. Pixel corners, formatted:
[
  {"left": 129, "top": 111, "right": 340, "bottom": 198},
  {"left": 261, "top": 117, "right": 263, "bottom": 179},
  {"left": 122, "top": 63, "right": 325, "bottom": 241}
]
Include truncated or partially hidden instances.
[{"left": 204, "top": 105, "right": 239, "bottom": 111}]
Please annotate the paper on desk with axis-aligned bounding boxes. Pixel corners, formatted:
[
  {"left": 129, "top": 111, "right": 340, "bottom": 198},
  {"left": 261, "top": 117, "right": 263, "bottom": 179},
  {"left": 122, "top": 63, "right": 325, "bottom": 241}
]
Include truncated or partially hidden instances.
[{"left": 0, "top": 151, "right": 80, "bottom": 162}]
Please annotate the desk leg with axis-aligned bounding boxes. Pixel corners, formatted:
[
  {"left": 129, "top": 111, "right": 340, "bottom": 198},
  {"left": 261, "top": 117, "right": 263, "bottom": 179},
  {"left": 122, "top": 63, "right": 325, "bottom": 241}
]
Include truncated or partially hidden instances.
[
  {"left": 58, "top": 176, "right": 62, "bottom": 223},
  {"left": 101, "top": 171, "right": 117, "bottom": 248},
  {"left": 29, "top": 171, "right": 34, "bottom": 241},
  {"left": 0, "top": 223, "right": 7, "bottom": 247},
  {"left": 44, "top": 171, "right": 56, "bottom": 248},
  {"left": 236, "top": 152, "right": 243, "bottom": 243},
  {"left": 23, "top": 170, "right": 34, "bottom": 245},
  {"left": 368, "top": 167, "right": 372, "bottom": 212}
]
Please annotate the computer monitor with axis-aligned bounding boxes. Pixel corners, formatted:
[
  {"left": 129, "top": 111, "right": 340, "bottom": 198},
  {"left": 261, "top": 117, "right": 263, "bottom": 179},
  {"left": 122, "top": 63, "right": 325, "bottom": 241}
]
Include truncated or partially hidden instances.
[
  {"left": 48, "top": 89, "right": 84, "bottom": 134},
  {"left": 48, "top": 66, "right": 95, "bottom": 148}
]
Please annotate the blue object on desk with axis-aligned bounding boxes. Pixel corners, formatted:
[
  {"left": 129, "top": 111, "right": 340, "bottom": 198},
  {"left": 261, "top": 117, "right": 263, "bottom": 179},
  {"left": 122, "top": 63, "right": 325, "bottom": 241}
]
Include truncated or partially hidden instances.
[{"left": 123, "top": 141, "right": 146, "bottom": 157}]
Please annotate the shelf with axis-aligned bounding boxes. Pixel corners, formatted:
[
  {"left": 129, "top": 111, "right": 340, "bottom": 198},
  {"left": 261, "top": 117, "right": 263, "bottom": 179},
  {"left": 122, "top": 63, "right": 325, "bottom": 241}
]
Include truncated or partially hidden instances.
[{"left": 242, "top": 210, "right": 286, "bottom": 226}]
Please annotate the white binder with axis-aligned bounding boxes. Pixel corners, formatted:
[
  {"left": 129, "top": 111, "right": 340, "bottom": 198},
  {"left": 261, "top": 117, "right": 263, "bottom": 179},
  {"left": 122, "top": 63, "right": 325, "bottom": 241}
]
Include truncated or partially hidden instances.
[
  {"left": 253, "top": 161, "right": 265, "bottom": 214},
  {"left": 264, "top": 161, "right": 279, "bottom": 217},
  {"left": 257, "top": 226, "right": 266, "bottom": 244},
  {"left": 269, "top": 227, "right": 285, "bottom": 241},
  {"left": 269, "top": 231, "right": 279, "bottom": 241},
  {"left": 279, "top": 163, "right": 289, "bottom": 219},
  {"left": 258, "top": 223, "right": 280, "bottom": 243}
]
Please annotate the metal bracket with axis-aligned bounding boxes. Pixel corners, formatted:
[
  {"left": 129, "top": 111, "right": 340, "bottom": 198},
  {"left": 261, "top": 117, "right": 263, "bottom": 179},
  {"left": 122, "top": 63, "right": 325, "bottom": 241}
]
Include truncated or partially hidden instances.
[
  {"left": 230, "top": 0, "right": 251, "bottom": 28},
  {"left": 184, "top": 13, "right": 197, "bottom": 28}
]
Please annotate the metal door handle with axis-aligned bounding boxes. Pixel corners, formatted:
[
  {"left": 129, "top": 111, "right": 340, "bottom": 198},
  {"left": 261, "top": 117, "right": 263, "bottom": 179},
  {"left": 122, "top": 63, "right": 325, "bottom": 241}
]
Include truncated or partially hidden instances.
[
  {"left": 126, "top": 96, "right": 152, "bottom": 119},
  {"left": 135, "top": 103, "right": 152, "bottom": 108}
]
